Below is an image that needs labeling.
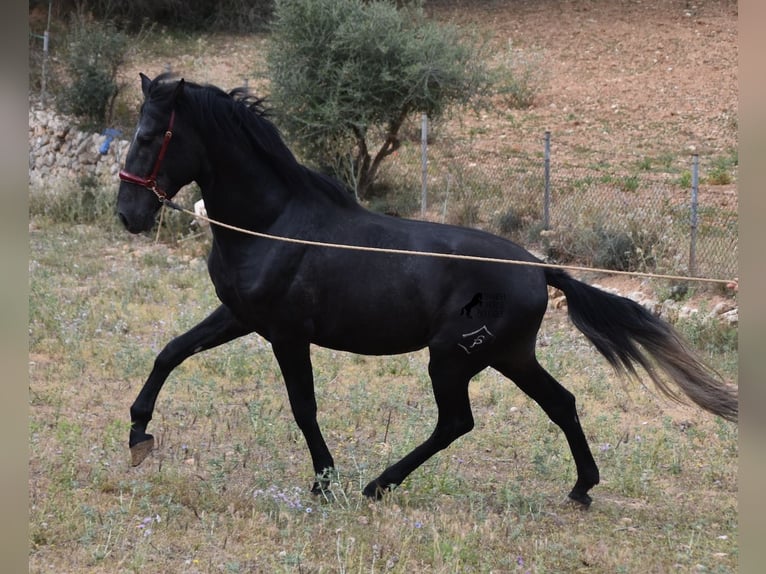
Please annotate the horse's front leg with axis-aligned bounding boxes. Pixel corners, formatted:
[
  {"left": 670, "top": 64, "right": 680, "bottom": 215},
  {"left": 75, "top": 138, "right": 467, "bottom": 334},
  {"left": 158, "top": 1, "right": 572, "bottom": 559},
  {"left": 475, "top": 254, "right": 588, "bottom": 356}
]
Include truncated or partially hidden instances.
[
  {"left": 129, "top": 304, "right": 253, "bottom": 466},
  {"left": 272, "top": 340, "right": 335, "bottom": 494}
]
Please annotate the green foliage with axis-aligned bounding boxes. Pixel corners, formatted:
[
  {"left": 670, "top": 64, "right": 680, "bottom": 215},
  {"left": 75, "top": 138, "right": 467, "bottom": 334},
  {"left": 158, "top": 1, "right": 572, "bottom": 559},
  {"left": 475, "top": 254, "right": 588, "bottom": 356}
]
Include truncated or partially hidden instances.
[
  {"left": 706, "top": 152, "right": 737, "bottom": 185},
  {"left": 29, "top": 176, "right": 119, "bottom": 227},
  {"left": 56, "top": 15, "right": 129, "bottom": 130},
  {"left": 677, "top": 170, "right": 692, "bottom": 188},
  {"left": 29, "top": 179, "right": 203, "bottom": 242},
  {"left": 637, "top": 156, "right": 653, "bottom": 171},
  {"left": 493, "top": 41, "right": 547, "bottom": 109},
  {"left": 266, "top": 0, "right": 490, "bottom": 197},
  {"left": 591, "top": 227, "right": 649, "bottom": 271},
  {"left": 620, "top": 174, "right": 640, "bottom": 192},
  {"left": 675, "top": 311, "right": 738, "bottom": 356},
  {"left": 495, "top": 202, "right": 543, "bottom": 244},
  {"left": 546, "top": 223, "right": 662, "bottom": 272}
]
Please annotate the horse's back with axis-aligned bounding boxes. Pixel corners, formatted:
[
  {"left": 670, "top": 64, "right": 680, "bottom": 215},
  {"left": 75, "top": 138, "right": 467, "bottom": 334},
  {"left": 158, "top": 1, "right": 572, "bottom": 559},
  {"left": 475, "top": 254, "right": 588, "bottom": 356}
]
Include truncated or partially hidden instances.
[{"left": 297, "top": 210, "right": 550, "bottom": 355}]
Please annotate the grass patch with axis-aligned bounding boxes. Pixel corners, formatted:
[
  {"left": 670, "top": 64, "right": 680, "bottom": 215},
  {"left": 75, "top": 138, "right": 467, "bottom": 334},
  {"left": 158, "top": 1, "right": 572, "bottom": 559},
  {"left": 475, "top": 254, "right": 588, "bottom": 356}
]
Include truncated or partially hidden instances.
[{"left": 29, "top": 216, "right": 738, "bottom": 572}]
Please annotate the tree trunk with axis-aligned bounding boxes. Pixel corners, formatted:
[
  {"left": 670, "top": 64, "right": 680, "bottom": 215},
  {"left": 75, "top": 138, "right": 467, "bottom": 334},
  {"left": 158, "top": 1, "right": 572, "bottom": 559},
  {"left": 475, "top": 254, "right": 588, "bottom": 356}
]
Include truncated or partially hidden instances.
[{"left": 355, "top": 110, "right": 408, "bottom": 199}]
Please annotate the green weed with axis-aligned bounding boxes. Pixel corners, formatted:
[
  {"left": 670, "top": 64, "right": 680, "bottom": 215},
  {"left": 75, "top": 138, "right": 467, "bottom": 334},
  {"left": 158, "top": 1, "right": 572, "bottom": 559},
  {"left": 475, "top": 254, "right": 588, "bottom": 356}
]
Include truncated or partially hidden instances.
[{"left": 706, "top": 152, "right": 737, "bottom": 186}]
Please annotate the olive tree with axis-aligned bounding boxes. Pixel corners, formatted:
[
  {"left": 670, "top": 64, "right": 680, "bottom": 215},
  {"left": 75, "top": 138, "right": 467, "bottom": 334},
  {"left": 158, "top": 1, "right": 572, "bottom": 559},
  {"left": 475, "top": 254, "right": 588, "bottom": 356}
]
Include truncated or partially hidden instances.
[{"left": 266, "top": 0, "right": 490, "bottom": 198}]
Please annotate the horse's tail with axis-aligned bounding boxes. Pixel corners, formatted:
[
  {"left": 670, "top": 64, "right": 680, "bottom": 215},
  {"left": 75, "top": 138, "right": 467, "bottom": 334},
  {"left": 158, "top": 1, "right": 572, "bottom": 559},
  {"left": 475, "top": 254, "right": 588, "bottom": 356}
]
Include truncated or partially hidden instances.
[{"left": 545, "top": 268, "right": 738, "bottom": 422}]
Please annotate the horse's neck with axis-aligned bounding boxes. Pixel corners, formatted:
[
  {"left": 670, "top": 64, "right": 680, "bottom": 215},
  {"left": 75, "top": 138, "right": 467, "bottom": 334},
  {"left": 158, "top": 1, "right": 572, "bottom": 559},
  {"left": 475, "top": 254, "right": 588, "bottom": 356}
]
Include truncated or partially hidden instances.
[
  {"left": 197, "top": 143, "right": 294, "bottom": 230},
  {"left": 196, "top": 123, "right": 357, "bottom": 232}
]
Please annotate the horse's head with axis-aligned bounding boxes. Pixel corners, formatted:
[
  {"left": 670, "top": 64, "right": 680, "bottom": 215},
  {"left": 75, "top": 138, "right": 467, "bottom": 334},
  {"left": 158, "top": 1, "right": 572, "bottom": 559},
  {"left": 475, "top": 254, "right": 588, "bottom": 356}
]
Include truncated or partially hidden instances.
[{"left": 117, "top": 73, "right": 197, "bottom": 233}]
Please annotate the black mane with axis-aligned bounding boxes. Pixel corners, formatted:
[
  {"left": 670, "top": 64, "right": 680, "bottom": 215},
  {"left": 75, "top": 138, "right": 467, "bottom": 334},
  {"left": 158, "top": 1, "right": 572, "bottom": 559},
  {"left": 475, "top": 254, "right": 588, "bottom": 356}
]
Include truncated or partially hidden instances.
[{"left": 148, "top": 73, "right": 358, "bottom": 208}]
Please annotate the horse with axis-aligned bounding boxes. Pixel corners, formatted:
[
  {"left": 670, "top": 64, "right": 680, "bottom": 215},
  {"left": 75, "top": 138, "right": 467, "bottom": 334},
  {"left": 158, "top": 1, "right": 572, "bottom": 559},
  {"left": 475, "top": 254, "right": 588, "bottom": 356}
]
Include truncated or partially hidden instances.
[{"left": 117, "top": 73, "right": 737, "bottom": 507}]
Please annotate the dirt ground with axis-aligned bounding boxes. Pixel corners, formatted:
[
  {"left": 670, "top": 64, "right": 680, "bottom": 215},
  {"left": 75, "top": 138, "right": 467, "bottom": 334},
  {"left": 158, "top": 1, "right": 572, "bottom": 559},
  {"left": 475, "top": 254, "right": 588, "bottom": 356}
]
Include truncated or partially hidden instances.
[
  {"left": 438, "top": 0, "right": 738, "bottom": 156},
  {"left": 119, "top": 0, "right": 738, "bottom": 163},
  {"left": 116, "top": 0, "right": 738, "bottom": 302}
]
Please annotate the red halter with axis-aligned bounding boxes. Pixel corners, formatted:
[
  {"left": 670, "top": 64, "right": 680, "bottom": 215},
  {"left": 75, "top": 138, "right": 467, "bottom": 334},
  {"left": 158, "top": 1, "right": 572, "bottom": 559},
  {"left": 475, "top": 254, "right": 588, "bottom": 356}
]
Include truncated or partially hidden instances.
[{"left": 119, "top": 110, "right": 176, "bottom": 202}]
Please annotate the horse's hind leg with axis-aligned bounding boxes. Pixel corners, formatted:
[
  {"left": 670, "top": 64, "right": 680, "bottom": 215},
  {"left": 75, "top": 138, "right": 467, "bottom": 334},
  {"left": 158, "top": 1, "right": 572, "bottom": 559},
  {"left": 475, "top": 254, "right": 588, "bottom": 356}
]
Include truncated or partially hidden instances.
[
  {"left": 493, "top": 357, "right": 600, "bottom": 506},
  {"left": 129, "top": 304, "right": 253, "bottom": 466},
  {"left": 363, "top": 352, "right": 477, "bottom": 499}
]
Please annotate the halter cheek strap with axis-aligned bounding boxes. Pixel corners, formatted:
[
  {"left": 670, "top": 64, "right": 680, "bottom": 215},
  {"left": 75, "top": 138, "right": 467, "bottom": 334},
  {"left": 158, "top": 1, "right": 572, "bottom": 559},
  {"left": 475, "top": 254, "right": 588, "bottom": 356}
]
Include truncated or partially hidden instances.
[{"left": 119, "top": 110, "right": 176, "bottom": 202}]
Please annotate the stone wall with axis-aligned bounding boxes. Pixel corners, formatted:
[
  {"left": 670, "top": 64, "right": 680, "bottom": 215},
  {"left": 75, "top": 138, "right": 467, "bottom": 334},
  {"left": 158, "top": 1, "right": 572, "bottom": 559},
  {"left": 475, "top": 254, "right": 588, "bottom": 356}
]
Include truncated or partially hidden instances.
[{"left": 28, "top": 104, "right": 131, "bottom": 190}]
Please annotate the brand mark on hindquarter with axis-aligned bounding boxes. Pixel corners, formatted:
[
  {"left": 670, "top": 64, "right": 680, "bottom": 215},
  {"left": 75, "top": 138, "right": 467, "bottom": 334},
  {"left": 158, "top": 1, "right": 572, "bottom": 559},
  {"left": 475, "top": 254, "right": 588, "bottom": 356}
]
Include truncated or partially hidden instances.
[
  {"left": 460, "top": 292, "right": 506, "bottom": 319},
  {"left": 458, "top": 325, "right": 495, "bottom": 355}
]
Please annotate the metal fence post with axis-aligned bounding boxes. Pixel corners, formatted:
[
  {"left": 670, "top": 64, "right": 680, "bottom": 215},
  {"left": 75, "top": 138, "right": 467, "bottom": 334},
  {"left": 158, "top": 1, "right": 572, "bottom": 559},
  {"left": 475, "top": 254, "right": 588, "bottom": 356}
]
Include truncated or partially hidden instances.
[
  {"left": 421, "top": 113, "right": 428, "bottom": 218},
  {"left": 543, "top": 130, "right": 551, "bottom": 229},
  {"left": 40, "top": 1, "right": 53, "bottom": 106},
  {"left": 689, "top": 154, "right": 699, "bottom": 277},
  {"left": 41, "top": 30, "right": 49, "bottom": 106}
]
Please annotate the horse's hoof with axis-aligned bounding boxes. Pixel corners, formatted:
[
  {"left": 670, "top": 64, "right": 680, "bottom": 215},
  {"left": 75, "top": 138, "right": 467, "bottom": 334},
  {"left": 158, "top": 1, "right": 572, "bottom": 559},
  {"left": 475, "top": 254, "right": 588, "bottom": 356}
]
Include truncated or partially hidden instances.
[
  {"left": 130, "top": 436, "right": 155, "bottom": 466},
  {"left": 567, "top": 489, "right": 593, "bottom": 508},
  {"left": 311, "top": 481, "right": 331, "bottom": 497},
  {"left": 362, "top": 481, "right": 389, "bottom": 501}
]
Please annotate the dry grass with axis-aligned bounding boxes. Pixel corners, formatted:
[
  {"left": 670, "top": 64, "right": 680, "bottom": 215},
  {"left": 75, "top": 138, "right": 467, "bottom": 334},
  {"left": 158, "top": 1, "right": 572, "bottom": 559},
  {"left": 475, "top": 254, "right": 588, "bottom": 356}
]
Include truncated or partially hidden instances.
[{"left": 29, "top": 220, "right": 737, "bottom": 573}]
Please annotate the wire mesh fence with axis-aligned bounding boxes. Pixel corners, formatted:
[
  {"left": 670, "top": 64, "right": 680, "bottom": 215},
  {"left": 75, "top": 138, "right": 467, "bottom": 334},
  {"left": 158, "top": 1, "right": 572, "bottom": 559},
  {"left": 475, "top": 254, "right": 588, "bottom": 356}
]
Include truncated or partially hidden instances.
[{"left": 378, "top": 124, "right": 737, "bottom": 282}]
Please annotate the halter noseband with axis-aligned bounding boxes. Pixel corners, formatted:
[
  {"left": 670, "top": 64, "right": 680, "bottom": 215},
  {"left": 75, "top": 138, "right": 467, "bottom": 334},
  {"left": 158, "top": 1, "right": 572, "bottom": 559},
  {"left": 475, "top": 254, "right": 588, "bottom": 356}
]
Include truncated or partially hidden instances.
[{"left": 119, "top": 110, "right": 176, "bottom": 202}]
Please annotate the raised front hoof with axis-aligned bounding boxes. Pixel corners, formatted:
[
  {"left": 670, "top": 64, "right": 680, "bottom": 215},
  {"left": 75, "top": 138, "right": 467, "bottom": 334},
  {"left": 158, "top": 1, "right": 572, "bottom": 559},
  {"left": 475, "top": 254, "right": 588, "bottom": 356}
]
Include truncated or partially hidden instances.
[
  {"left": 362, "top": 480, "right": 391, "bottom": 501},
  {"left": 567, "top": 488, "right": 593, "bottom": 508},
  {"left": 129, "top": 435, "right": 155, "bottom": 467}
]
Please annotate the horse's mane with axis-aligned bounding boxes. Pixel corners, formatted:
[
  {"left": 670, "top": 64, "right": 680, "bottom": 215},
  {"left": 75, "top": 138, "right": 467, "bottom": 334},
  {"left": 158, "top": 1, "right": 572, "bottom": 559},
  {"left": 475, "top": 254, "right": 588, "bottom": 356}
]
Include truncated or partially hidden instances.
[{"left": 147, "top": 73, "right": 358, "bottom": 208}]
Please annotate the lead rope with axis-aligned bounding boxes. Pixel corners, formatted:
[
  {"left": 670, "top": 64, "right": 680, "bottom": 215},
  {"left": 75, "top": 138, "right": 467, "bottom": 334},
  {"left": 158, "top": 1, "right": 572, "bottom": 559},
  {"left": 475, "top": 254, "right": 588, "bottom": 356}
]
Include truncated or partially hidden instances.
[
  {"left": 158, "top": 198, "right": 735, "bottom": 286},
  {"left": 154, "top": 204, "right": 166, "bottom": 244}
]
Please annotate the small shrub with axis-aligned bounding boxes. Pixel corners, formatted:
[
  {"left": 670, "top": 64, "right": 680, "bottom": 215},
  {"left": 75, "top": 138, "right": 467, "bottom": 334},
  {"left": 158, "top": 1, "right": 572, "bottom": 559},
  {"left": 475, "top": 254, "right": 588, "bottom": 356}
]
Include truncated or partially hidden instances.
[
  {"left": 706, "top": 154, "right": 735, "bottom": 185},
  {"left": 620, "top": 174, "right": 639, "bottom": 192},
  {"left": 267, "top": 0, "right": 491, "bottom": 198},
  {"left": 495, "top": 206, "right": 542, "bottom": 243},
  {"left": 56, "top": 15, "right": 129, "bottom": 130},
  {"left": 494, "top": 41, "right": 547, "bottom": 109},
  {"left": 677, "top": 170, "right": 692, "bottom": 189},
  {"left": 525, "top": 221, "right": 546, "bottom": 244},
  {"left": 546, "top": 223, "right": 660, "bottom": 272},
  {"left": 591, "top": 228, "right": 645, "bottom": 271},
  {"left": 654, "top": 281, "right": 691, "bottom": 302},
  {"left": 29, "top": 178, "right": 201, "bottom": 242},
  {"left": 497, "top": 209, "right": 524, "bottom": 235},
  {"left": 637, "top": 157, "right": 652, "bottom": 171}
]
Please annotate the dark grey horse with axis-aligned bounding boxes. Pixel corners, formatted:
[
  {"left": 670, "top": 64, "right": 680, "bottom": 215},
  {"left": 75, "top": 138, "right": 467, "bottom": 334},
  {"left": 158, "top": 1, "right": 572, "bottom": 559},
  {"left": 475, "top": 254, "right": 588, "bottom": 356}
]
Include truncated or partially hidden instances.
[{"left": 117, "top": 73, "right": 737, "bottom": 506}]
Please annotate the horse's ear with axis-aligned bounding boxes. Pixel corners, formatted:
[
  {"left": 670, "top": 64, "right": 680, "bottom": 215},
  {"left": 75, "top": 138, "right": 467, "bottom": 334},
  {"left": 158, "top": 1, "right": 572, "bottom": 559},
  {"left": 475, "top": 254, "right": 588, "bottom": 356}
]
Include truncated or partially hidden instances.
[
  {"left": 173, "top": 78, "right": 185, "bottom": 101},
  {"left": 140, "top": 73, "right": 151, "bottom": 97}
]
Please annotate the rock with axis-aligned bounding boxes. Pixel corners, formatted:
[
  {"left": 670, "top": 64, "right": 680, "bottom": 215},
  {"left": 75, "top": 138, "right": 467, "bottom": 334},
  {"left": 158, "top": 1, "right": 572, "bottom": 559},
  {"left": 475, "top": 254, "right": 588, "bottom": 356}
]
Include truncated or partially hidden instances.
[
  {"left": 710, "top": 301, "right": 736, "bottom": 317},
  {"left": 28, "top": 104, "right": 131, "bottom": 190},
  {"left": 660, "top": 299, "right": 679, "bottom": 323},
  {"left": 678, "top": 306, "right": 698, "bottom": 320},
  {"left": 720, "top": 309, "right": 738, "bottom": 326}
]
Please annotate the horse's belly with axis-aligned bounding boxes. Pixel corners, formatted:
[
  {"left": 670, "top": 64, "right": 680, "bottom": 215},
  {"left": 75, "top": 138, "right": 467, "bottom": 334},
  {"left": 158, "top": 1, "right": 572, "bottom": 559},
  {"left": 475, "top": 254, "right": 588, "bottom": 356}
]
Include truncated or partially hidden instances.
[
  {"left": 314, "top": 325, "right": 428, "bottom": 356},
  {"left": 311, "top": 304, "right": 431, "bottom": 355}
]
